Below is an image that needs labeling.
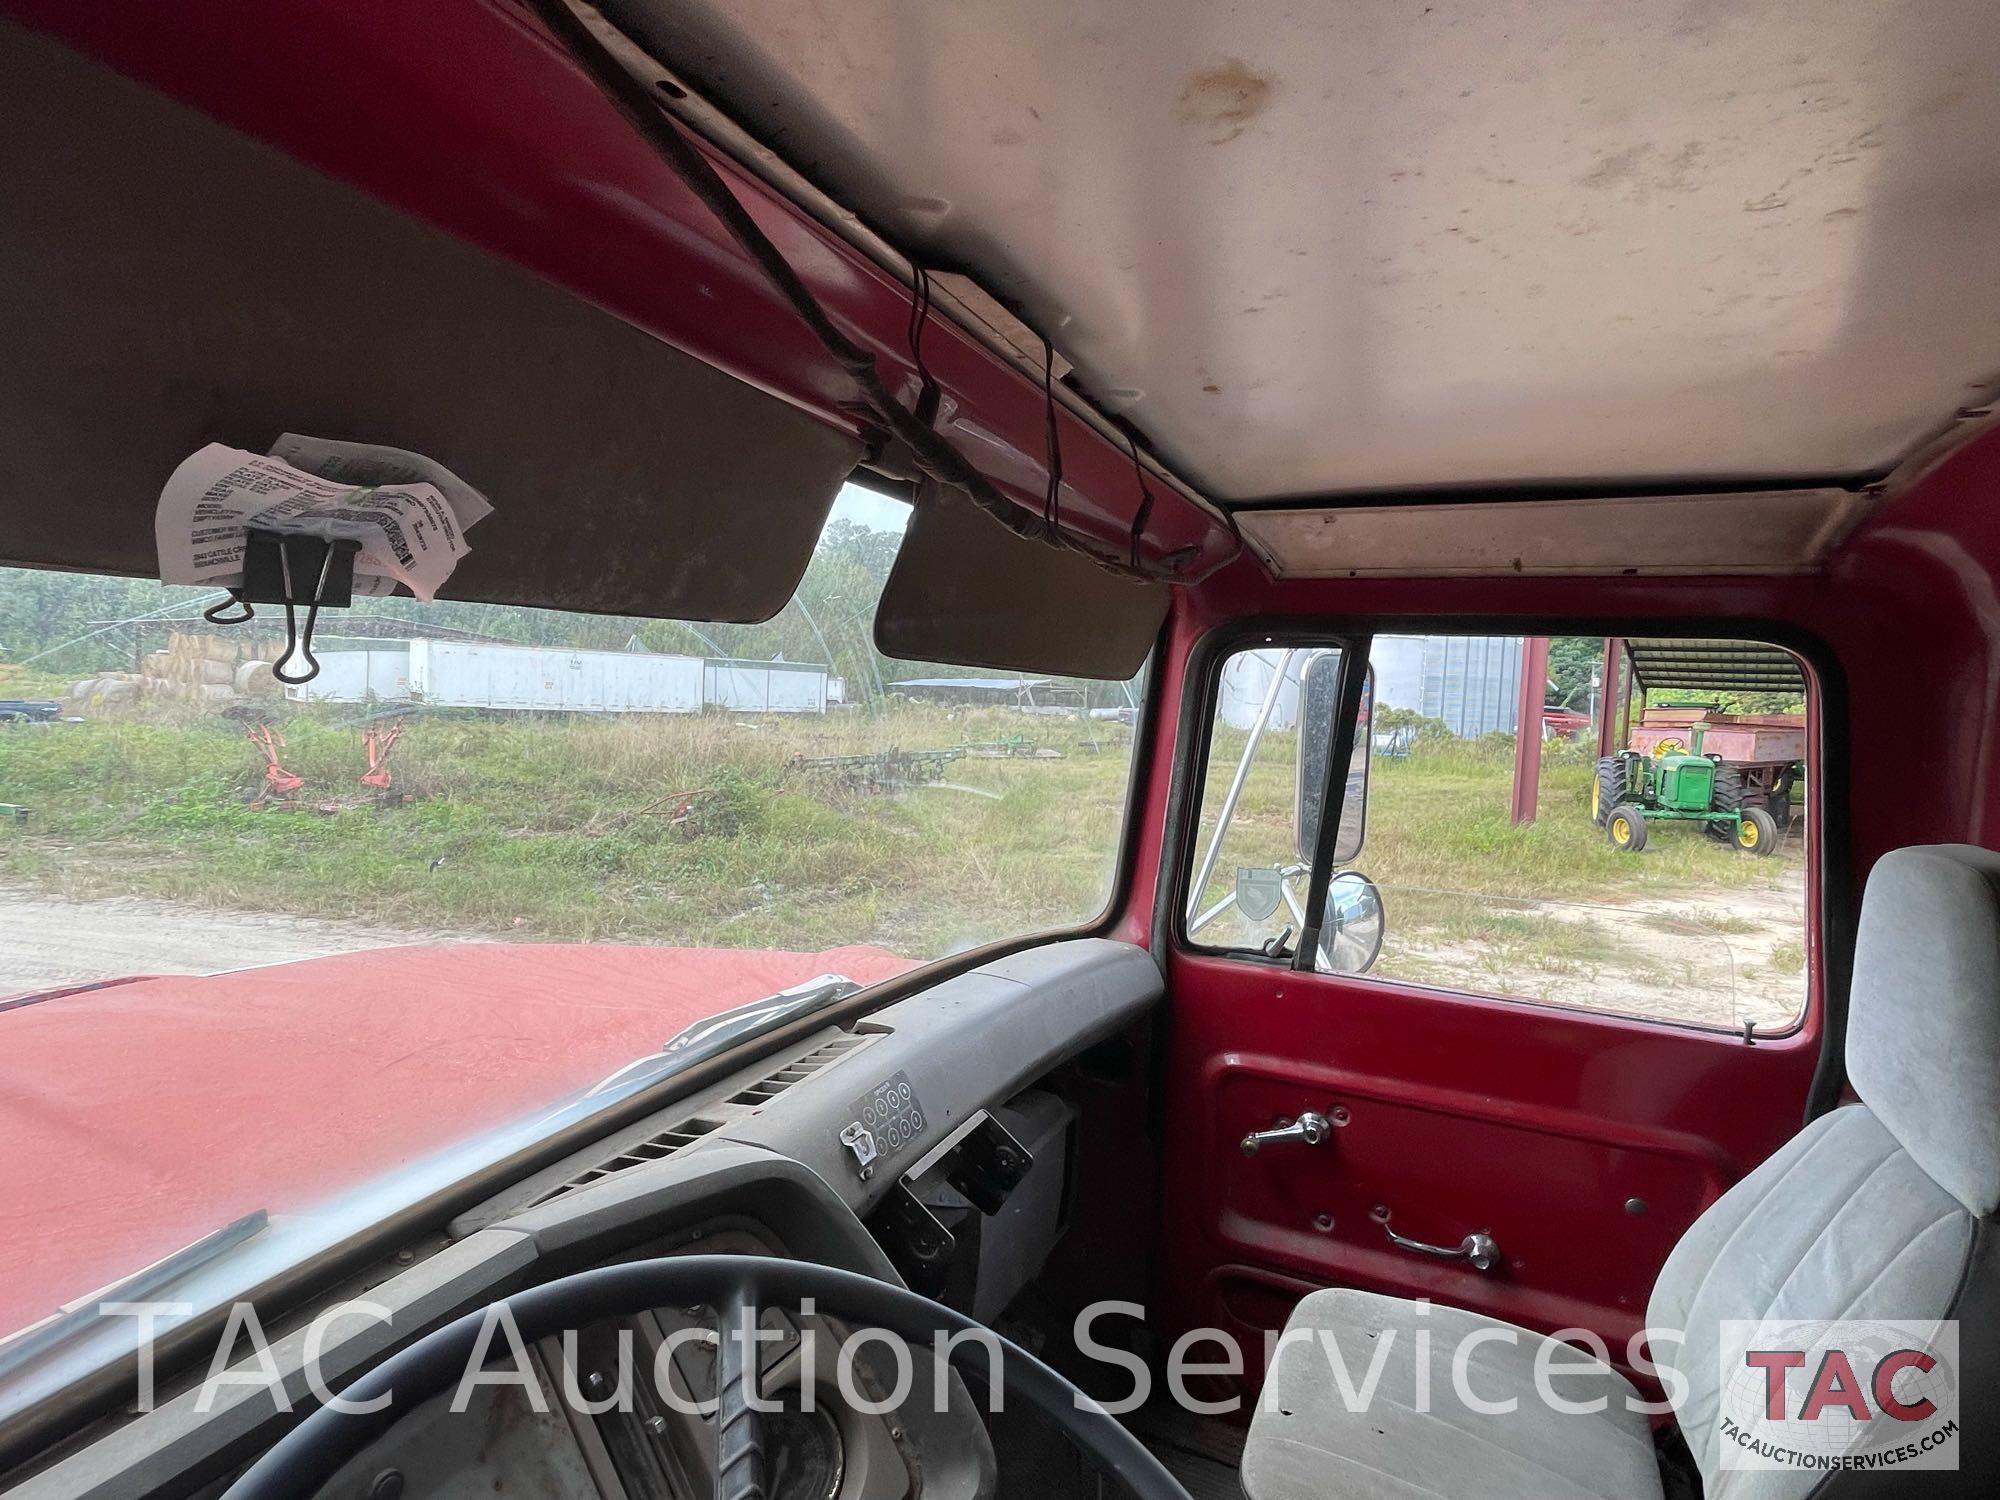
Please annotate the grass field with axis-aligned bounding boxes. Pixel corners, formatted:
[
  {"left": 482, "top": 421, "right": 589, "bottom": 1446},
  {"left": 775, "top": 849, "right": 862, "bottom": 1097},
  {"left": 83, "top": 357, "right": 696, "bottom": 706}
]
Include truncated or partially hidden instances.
[
  {"left": 0, "top": 701, "right": 1807, "bottom": 1026},
  {"left": 1192, "top": 724, "right": 1807, "bottom": 1026},
  {"left": 0, "top": 703, "right": 1136, "bottom": 958}
]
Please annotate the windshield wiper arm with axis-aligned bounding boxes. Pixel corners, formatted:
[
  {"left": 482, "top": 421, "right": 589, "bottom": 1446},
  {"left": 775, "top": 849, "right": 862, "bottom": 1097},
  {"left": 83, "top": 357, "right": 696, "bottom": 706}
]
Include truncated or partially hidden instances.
[
  {"left": 575, "top": 974, "right": 863, "bottom": 1103},
  {"left": 660, "top": 972, "right": 861, "bottom": 1056},
  {"left": 0, "top": 1209, "right": 268, "bottom": 1382}
]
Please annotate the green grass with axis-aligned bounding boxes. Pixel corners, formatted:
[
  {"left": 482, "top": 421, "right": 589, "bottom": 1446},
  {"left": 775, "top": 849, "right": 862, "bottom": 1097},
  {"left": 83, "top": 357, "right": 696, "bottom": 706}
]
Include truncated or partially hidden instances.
[
  {"left": 1, "top": 702, "right": 1805, "bottom": 1023},
  {"left": 1190, "top": 733, "right": 1805, "bottom": 1022},
  {"left": 1193, "top": 736, "right": 1780, "bottom": 911},
  {"left": 0, "top": 704, "right": 1135, "bottom": 959}
]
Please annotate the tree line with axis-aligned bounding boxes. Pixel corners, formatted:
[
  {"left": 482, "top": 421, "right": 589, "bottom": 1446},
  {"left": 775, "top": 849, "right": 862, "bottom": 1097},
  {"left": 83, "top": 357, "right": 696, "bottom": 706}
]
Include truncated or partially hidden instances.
[{"left": 1, "top": 520, "right": 1129, "bottom": 704}]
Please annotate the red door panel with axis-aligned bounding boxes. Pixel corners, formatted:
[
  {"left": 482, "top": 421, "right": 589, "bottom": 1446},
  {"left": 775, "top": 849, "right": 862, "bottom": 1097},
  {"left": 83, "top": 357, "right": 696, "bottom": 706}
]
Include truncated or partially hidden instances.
[{"left": 1156, "top": 953, "right": 1820, "bottom": 1390}]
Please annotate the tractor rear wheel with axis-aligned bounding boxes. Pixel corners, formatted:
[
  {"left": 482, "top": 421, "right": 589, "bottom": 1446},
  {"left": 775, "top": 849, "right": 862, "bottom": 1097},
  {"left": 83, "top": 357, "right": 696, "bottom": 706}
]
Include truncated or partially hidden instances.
[
  {"left": 1703, "top": 765, "right": 1747, "bottom": 841},
  {"left": 1592, "top": 757, "right": 1627, "bottom": 826},
  {"left": 1712, "top": 768, "right": 1744, "bottom": 816},
  {"left": 1606, "top": 803, "right": 1649, "bottom": 853},
  {"left": 1735, "top": 807, "right": 1779, "bottom": 856}
]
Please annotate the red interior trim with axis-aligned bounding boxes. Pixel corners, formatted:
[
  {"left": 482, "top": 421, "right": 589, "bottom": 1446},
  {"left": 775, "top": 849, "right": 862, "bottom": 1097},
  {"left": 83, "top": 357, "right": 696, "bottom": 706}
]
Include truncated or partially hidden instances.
[{"left": 2, "top": 0, "right": 1237, "bottom": 581}]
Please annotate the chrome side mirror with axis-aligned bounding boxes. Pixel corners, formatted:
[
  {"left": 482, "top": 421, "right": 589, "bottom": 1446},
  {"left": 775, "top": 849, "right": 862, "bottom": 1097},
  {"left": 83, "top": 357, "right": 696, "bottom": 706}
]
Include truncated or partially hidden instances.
[{"left": 1319, "top": 869, "right": 1384, "bottom": 974}]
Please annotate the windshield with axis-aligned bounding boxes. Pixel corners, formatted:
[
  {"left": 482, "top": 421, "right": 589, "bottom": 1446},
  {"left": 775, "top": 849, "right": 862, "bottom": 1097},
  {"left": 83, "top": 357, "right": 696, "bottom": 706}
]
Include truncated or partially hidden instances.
[{"left": 0, "top": 483, "right": 1140, "bottom": 1402}]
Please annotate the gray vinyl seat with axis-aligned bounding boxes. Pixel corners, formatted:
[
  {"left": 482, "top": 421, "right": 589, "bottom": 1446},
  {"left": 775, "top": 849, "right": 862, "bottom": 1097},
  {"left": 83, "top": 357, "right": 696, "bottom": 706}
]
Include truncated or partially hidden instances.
[{"left": 1244, "top": 844, "right": 2000, "bottom": 1500}]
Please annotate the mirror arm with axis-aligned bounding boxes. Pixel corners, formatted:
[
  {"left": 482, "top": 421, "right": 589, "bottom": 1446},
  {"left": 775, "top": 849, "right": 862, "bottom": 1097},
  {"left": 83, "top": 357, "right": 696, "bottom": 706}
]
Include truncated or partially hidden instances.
[{"left": 1293, "top": 634, "right": 1374, "bottom": 971}]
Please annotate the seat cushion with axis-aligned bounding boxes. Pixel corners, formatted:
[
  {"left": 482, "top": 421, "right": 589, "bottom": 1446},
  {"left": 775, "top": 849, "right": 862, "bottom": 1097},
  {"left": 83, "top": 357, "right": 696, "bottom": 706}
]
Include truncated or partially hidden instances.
[
  {"left": 1845, "top": 843, "right": 2000, "bottom": 1215},
  {"left": 1646, "top": 1104, "right": 1974, "bottom": 1499},
  {"left": 1243, "top": 1288, "right": 1664, "bottom": 1500}
]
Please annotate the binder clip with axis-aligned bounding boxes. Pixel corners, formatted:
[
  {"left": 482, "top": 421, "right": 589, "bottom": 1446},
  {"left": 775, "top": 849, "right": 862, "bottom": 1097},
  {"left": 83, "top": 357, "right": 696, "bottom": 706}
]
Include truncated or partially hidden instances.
[{"left": 200, "top": 528, "right": 362, "bottom": 685}]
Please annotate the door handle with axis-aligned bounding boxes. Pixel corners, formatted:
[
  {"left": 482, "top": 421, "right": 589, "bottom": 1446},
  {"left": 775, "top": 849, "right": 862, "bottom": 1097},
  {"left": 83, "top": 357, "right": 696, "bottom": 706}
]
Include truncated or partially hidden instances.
[
  {"left": 1240, "top": 1111, "right": 1331, "bottom": 1156},
  {"left": 1379, "top": 1217, "right": 1502, "bottom": 1272}
]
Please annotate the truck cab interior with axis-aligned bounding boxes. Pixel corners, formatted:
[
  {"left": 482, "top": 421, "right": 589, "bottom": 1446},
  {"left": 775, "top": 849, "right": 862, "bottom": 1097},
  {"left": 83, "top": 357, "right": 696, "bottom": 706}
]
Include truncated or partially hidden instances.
[{"left": 2, "top": 2, "right": 1997, "bottom": 1498}]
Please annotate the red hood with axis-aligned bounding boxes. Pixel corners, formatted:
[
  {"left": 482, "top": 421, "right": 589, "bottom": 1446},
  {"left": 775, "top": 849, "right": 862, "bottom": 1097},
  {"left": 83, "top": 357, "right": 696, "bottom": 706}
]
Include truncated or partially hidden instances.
[{"left": 0, "top": 943, "right": 916, "bottom": 1340}]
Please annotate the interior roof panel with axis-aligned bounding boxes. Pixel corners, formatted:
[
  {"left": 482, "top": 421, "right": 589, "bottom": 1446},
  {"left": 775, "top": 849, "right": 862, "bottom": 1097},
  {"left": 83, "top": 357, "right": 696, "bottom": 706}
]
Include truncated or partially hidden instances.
[{"left": 606, "top": 0, "right": 2000, "bottom": 503}]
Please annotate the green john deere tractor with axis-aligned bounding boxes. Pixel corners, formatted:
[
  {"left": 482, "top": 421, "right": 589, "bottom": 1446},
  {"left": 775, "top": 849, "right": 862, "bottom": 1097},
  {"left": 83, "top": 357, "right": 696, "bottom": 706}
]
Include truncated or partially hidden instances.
[{"left": 1591, "top": 734, "right": 1779, "bottom": 856}]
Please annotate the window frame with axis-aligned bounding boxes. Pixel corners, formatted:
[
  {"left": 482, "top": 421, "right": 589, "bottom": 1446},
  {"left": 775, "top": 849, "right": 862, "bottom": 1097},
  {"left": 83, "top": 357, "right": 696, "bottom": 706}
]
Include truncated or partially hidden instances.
[
  {"left": 1165, "top": 614, "right": 1847, "bottom": 1046},
  {"left": 1170, "top": 624, "right": 1371, "bottom": 971}
]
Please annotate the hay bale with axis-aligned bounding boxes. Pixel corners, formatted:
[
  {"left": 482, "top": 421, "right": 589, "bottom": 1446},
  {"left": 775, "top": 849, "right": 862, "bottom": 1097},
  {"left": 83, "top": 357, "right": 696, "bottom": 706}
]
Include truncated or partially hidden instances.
[
  {"left": 235, "top": 660, "right": 280, "bottom": 698},
  {"left": 199, "top": 658, "right": 234, "bottom": 686},
  {"left": 141, "top": 651, "right": 175, "bottom": 679},
  {"left": 169, "top": 631, "right": 240, "bottom": 665},
  {"left": 196, "top": 683, "right": 236, "bottom": 703}
]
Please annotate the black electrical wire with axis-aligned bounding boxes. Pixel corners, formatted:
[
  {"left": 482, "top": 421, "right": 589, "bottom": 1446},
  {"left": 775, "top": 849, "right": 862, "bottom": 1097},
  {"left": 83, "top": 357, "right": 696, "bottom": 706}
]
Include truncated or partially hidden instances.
[
  {"left": 525, "top": 0, "right": 1219, "bottom": 584},
  {"left": 1042, "top": 335, "right": 1064, "bottom": 535},
  {"left": 1125, "top": 434, "right": 1157, "bottom": 571},
  {"left": 906, "top": 262, "right": 940, "bottom": 428}
]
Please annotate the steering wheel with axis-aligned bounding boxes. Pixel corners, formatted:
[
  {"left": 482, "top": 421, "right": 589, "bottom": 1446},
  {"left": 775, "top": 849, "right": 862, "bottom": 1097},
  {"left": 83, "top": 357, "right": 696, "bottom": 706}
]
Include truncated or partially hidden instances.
[{"left": 222, "top": 1254, "right": 1194, "bottom": 1500}]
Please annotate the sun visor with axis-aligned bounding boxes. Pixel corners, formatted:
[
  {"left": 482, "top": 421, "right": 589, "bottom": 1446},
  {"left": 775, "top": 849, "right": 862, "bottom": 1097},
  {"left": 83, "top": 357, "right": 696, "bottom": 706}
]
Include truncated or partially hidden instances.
[
  {"left": 0, "top": 21, "right": 860, "bottom": 621},
  {"left": 875, "top": 481, "right": 1169, "bottom": 679}
]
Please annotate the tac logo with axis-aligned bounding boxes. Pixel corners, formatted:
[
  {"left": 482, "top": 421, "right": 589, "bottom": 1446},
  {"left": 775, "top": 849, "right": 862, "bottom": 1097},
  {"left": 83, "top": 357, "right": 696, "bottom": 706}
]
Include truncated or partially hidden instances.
[{"left": 1717, "top": 1319, "right": 1959, "bottom": 1472}]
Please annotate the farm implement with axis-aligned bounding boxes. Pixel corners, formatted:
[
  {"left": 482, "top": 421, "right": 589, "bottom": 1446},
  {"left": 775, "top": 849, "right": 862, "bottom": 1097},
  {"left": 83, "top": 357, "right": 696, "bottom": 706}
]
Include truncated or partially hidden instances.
[
  {"left": 240, "top": 710, "right": 417, "bottom": 809},
  {"left": 787, "top": 746, "right": 966, "bottom": 793},
  {"left": 1592, "top": 710, "right": 1801, "bottom": 855}
]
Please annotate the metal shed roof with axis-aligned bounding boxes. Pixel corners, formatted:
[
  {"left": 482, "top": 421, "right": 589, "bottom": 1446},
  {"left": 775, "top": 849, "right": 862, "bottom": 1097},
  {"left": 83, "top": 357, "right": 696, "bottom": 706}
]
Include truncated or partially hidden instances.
[{"left": 1624, "top": 638, "right": 1806, "bottom": 696}]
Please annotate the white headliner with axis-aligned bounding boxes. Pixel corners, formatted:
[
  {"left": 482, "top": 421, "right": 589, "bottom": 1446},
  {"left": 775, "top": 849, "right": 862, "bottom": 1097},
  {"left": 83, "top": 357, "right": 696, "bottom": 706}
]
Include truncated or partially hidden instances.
[
  {"left": 1238, "top": 487, "right": 1870, "bottom": 578},
  {"left": 614, "top": 0, "right": 2000, "bottom": 504}
]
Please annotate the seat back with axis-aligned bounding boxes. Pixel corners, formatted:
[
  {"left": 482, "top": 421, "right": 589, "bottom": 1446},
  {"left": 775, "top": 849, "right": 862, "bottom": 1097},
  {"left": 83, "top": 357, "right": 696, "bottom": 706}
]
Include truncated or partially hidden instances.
[{"left": 1648, "top": 844, "right": 2000, "bottom": 1497}]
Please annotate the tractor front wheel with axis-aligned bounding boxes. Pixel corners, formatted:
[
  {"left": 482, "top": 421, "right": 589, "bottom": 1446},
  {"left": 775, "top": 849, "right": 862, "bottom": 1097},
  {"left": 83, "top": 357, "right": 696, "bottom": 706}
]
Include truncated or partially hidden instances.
[
  {"left": 1606, "top": 803, "right": 1649, "bottom": 853},
  {"left": 1735, "top": 807, "right": 1779, "bottom": 856}
]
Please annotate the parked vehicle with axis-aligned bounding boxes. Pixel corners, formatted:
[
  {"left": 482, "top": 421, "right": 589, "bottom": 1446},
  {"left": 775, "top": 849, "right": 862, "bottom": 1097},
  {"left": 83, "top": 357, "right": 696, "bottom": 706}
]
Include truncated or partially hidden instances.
[
  {"left": 1597, "top": 744, "right": 1780, "bottom": 855},
  {"left": 1627, "top": 707, "right": 1806, "bottom": 827},
  {"left": 1594, "top": 709, "right": 1803, "bottom": 853}
]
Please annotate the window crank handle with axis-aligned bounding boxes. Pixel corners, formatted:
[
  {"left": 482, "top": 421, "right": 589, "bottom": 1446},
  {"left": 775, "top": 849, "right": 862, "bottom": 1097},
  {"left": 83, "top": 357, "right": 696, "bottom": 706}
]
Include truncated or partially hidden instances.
[
  {"left": 1240, "top": 1110, "right": 1331, "bottom": 1156},
  {"left": 1381, "top": 1221, "right": 1502, "bottom": 1272}
]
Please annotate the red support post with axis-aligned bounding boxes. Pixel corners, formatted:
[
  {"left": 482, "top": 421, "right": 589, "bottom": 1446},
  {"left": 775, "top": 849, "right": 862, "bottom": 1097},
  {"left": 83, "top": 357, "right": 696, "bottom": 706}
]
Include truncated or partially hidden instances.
[
  {"left": 1511, "top": 636, "right": 1552, "bottom": 825},
  {"left": 1596, "top": 636, "right": 1627, "bottom": 759}
]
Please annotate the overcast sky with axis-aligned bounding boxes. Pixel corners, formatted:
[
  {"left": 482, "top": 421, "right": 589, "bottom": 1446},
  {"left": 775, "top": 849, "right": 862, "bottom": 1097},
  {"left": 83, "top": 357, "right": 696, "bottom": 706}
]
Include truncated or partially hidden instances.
[{"left": 827, "top": 482, "right": 911, "bottom": 535}]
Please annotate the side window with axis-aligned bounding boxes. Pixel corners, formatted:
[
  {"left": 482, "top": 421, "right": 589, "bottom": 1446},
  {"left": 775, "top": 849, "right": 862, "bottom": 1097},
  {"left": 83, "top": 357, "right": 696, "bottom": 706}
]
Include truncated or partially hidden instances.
[{"left": 1186, "top": 633, "right": 1813, "bottom": 1034}]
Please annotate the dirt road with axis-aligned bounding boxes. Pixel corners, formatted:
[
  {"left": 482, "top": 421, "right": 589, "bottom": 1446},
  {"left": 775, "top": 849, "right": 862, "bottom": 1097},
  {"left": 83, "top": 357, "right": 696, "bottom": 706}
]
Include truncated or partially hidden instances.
[
  {"left": 5, "top": 865, "right": 1808, "bottom": 1026},
  {"left": 1374, "top": 862, "right": 1809, "bottom": 1029},
  {"left": 0, "top": 889, "right": 488, "bottom": 995}
]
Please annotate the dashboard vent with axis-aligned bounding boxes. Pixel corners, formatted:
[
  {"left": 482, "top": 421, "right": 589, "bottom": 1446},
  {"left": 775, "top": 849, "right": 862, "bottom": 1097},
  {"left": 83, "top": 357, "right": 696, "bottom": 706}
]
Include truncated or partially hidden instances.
[
  {"left": 728, "top": 1031, "right": 871, "bottom": 1106},
  {"left": 531, "top": 1115, "right": 725, "bottom": 1207}
]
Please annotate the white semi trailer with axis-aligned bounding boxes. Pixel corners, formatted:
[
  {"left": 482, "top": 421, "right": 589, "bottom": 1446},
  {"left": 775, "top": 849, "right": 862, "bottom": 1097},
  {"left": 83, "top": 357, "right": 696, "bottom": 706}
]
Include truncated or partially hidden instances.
[
  {"left": 289, "top": 640, "right": 831, "bottom": 714},
  {"left": 406, "top": 641, "right": 703, "bottom": 713}
]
